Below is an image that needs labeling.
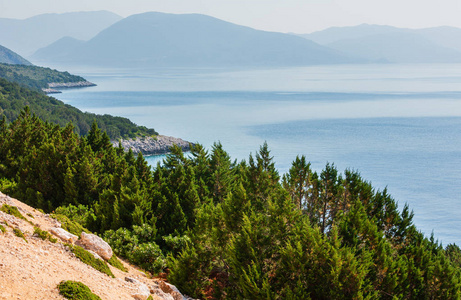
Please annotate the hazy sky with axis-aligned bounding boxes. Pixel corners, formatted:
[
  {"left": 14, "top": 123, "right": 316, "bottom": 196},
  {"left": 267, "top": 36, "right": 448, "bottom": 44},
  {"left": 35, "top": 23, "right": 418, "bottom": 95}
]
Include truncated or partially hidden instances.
[{"left": 1, "top": 0, "right": 461, "bottom": 33}]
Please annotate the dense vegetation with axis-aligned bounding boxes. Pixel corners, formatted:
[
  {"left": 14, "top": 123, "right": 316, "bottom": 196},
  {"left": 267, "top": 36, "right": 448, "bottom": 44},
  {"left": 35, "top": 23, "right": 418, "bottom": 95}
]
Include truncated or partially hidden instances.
[
  {"left": 1, "top": 107, "right": 461, "bottom": 299},
  {"left": 0, "top": 63, "right": 85, "bottom": 91},
  {"left": 0, "top": 79, "right": 157, "bottom": 139},
  {"left": 58, "top": 280, "right": 102, "bottom": 300}
]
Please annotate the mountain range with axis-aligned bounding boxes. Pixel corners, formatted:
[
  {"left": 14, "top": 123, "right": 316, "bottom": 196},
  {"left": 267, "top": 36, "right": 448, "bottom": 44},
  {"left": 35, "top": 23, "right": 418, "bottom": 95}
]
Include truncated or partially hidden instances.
[
  {"left": 0, "top": 11, "right": 122, "bottom": 56},
  {"left": 2, "top": 11, "right": 461, "bottom": 68},
  {"left": 298, "top": 24, "right": 461, "bottom": 63},
  {"left": 31, "top": 12, "right": 357, "bottom": 68}
]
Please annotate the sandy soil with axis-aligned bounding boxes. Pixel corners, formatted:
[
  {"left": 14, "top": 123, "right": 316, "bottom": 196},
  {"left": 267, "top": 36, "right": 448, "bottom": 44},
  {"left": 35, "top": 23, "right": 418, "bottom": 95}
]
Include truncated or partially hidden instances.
[{"left": 0, "top": 191, "right": 181, "bottom": 300}]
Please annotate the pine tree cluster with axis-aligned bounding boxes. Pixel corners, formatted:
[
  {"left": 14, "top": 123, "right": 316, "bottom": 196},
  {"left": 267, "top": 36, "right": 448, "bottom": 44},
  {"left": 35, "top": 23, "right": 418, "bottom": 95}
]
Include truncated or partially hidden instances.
[{"left": 1, "top": 108, "right": 460, "bottom": 299}]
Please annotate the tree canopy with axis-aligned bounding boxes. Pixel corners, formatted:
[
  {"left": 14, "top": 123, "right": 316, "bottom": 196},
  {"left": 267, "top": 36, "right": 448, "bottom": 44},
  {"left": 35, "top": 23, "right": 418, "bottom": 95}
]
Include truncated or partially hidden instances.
[
  {"left": 1, "top": 108, "right": 460, "bottom": 299},
  {"left": 0, "top": 78, "right": 157, "bottom": 139}
]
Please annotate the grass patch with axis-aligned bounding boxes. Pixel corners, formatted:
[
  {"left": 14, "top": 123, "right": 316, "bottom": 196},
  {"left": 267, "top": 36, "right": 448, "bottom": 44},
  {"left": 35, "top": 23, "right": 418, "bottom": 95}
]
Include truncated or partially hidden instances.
[
  {"left": 69, "top": 245, "right": 114, "bottom": 278},
  {"left": 34, "top": 226, "right": 57, "bottom": 243},
  {"left": 147, "top": 296, "right": 154, "bottom": 300},
  {"left": 1, "top": 204, "right": 27, "bottom": 221},
  {"left": 51, "top": 213, "right": 90, "bottom": 236},
  {"left": 108, "top": 254, "right": 128, "bottom": 272},
  {"left": 13, "top": 227, "right": 27, "bottom": 242},
  {"left": 27, "top": 213, "right": 34, "bottom": 218},
  {"left": 58, "top": 280, "right": 102, "bottom": 300},
  {"left": 0, "top": 224, "right": 5, "bottom": 233}
]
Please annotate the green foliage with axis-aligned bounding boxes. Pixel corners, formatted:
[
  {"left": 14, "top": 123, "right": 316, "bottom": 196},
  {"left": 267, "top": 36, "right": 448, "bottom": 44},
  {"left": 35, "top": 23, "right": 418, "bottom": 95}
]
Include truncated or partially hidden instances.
[
  {"left": 0, "top": 204, "right": 27, "bottom": 221},
  {"left": 69, "top": 245, "right": 114, "bottom": 278},
  {"left": 0, "top": 63, "right": 86, "bottom": 91},
  {"left": 0, "top": 78, "right": 157, "bottom": 139},
  {"left": 58, "top": 280, "right": 102, "bottom": 300},
  {"left": 33, "top": 226, "right": 57, "bottom": 243},
  {"left": 104, "top": 224, "right": 165, "bottom": 274},
  {"left": 0, "top": 107, "right": 460, "bottom": 298},
  {"left": 0, "top": 224, "right": 5, "bottom": 233},
  {"left": 51, "top": 214, "right": 90, "bottom": 237},
  {"left": 0, "top": 177, "right": 16, "bottom": 194},
  {"left": 54, "top": 204, "right": 95, "bottom": 233},
  {"left": 108, "top": 254, "right": 128, "bottom": 272},
  {"left": 13, "top": 227, "right": 27, "bottom": 242}
]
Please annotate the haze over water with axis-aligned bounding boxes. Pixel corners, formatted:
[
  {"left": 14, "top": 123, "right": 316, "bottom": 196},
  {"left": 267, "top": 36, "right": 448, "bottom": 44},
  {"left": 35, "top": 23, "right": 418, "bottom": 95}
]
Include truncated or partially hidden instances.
[{"left": 54, "top": 63, "right": 461, "bottom": 245}]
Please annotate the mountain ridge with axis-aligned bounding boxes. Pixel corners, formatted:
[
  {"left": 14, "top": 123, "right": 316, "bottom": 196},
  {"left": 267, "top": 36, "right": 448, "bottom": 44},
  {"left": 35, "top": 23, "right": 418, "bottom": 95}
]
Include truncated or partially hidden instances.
[{"left": 31, "top": 11, "right": 359, "bottom": 68}]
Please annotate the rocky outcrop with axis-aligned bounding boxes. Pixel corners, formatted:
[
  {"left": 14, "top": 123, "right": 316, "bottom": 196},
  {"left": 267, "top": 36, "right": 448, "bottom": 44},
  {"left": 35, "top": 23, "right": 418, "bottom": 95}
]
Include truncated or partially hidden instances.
[
  {"left": 50, "top": 227, "right": 78, "bottom": 244},
  {"left": 126, "top": 277, "right": 152, "bottom": 300},
  {"left": 113, "top": 135, "right": 193, "bottom": 156},
  {"left": 43, "top": 81, "right": 96, "bottom": 94},
  {"left": 158, "top": 281, "right": 186, "bottom": 300},
  {"left": 77, "top": 232, "right": 113, "bottom": 260},
  {"left": 48, "top": 81, "right": 96, "bottom": 88}
]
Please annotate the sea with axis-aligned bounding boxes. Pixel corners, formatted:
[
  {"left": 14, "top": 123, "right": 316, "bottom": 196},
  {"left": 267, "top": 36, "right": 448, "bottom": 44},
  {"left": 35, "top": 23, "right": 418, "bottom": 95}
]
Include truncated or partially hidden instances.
[{"left": 52, "top": 63, "right": 461, "bottom": 245}]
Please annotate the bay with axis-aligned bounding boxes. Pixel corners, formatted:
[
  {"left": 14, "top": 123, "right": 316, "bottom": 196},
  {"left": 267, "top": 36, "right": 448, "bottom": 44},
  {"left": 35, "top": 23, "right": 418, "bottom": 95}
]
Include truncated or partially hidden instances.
[{"left": 53, "top": 64, "right": 461, "bottom": 245}]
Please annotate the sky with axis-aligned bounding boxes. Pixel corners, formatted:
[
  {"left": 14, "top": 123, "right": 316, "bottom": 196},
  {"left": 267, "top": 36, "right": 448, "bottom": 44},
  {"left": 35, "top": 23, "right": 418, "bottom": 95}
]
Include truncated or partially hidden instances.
[{"left": 0, "top": 0, "right": 461, "bottom": 33}]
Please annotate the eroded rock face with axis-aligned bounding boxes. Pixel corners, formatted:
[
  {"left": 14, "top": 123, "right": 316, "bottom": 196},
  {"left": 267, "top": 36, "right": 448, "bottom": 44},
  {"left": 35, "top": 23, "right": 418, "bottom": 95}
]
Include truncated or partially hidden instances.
[
  {"left": 79, "top": 232, "right": 113, "bottom": 260},
  {"left": 50, "top": 227, "right": 78, "bottom": 243},
  {"left": 113, "top": 135, "right": 192, "bottom": 156}
]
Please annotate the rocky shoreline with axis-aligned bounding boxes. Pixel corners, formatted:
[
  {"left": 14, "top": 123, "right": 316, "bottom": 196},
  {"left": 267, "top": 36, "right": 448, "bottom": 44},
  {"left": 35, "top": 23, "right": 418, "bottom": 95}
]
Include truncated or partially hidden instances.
[
  {"left": 43, "top": 81, "right": 96, "bottom": 94},
  {"left": 113, "top": 135, "right": 193, "bottom": 156}
]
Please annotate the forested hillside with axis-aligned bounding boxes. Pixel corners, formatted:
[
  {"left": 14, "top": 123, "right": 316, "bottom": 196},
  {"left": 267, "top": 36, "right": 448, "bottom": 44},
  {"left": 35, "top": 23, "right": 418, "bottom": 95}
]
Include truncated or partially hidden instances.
[
  {"left": 0, "top": 78, "right": 157, "bottom": 138},
  {"left": 0, "top": 108, "right": 460, "bottom": 299},
  {"left": 0, "top": 63, "right": 89, "bottom": 91}
]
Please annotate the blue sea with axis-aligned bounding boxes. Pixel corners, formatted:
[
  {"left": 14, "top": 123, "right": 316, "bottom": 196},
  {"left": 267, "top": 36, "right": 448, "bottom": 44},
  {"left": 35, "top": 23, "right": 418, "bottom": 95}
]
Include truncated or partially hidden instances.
[{"left": 53, "top": 63, "right": 461, "bottom": 245}]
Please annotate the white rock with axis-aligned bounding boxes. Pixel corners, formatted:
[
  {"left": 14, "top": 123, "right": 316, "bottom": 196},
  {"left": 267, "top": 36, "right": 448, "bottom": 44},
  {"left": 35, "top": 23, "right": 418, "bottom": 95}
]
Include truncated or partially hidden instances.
[
  {"left": 79, "top": 232, "right": 113, "bottom": 261},
  {"left": 126, "top": 277, "right": 151, "bottom": 300},
  {"left": 50, "top": 228, "right": 78, "bottom": 243}
]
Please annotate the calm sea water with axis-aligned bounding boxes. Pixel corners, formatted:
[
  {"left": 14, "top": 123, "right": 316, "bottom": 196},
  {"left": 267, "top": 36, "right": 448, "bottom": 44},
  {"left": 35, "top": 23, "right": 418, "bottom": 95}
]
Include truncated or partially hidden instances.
[{"left": 53, "top": 64, "right": 461, "bottom": 245}]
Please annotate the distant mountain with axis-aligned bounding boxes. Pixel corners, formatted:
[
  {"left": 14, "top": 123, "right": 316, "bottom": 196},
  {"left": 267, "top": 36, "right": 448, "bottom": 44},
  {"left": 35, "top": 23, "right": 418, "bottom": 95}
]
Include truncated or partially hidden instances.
[
  {"left": 327, "top": 32, "right": 461, "bottom": 63},
  {"left": 32, "top": 12, "right": 359, "bottom": 68},
  {"left": 0, "top": 11, "right": 122, "bottom": 56},
  {"left": 0, "top": 45, "right": 32, "bottom": 65},
  {"left": 299, "top": 24, "right": 461, "bottom": 63},
  {"left": 31, "top": 37, "right": 85, "bottom": 62},
  {"left": 299, "top": 24, "right": 408, "bottom": 45},
  {"left": 416, "top": 26, "right": 461, "bottom": 52}
]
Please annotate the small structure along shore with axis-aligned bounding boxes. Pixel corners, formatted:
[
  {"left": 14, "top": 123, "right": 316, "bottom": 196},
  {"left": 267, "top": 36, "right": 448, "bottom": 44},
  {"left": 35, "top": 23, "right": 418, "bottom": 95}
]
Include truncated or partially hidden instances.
[
  {"left": 113, "top": 135, "right": 193, "bottom": 156},
  {"left": 43, "top": 81, "right": 96, "bottom": 94}
]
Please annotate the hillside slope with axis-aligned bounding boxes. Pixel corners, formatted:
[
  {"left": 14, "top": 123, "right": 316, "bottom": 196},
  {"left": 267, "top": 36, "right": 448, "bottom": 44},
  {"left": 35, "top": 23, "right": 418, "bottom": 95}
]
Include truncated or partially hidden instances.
[
  {"left": 0, "top": 45, "right": 32, "bottom": 65},
  {"left": 299, "top": 24, "right": 461, "bottom": 63},
  {"left": 32, "top": 12, "right": 359, "bottom": 68},
  {"left": 0, "top": 78, "right": 157, "bottom": 139},
  {"left": 0, "top": 11, "right": 122, "bottom": 56},
  {"left": 0, "top": 191, "right": 188, "bottom": 300}
]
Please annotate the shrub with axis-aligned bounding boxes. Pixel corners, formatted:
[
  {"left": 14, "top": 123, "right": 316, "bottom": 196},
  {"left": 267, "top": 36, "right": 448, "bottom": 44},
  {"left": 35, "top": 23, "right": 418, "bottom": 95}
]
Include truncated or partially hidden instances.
[
  {"left": 69, "top": 245, "right": 114, "bottom": 278},
  {"left": 33, "top": 226, "right": 57, "bottom": 243},
  {"left": 131, "top": 242, "right": 166, "bottom": 274},
  {"left": 58, "top": 280, "right": 101, "bottom": 300},
  {"left": 0, "top": 224, "right": 5, "bottom": 233},
  {"left": 51, "top": 213, "right": 90, "bottom": 236},
  {"left": 13, "top": 227, "right": 27, "bottom": 242},
  {"left": 0, "top": 178, "right": 16, "bottom": 195},
  {"left": 1, "top": 204, "right": 27, "bottom": 221},
  {"left": 104, "top": 224, "right": 165, "bottom": 274},
  {"left": 54, "top": 204, "right": 96, "bottom": 231}
]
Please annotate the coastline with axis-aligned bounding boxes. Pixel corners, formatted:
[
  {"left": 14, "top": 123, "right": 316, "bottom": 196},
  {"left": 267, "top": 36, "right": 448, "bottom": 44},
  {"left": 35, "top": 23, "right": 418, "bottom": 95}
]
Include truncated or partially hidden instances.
[
  {"left": 112, "top": 135, "right": 193, "bottom": 156},
  {"left": 43, "top": 81, "right": 96, "bottom": 94}
]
